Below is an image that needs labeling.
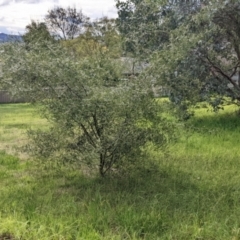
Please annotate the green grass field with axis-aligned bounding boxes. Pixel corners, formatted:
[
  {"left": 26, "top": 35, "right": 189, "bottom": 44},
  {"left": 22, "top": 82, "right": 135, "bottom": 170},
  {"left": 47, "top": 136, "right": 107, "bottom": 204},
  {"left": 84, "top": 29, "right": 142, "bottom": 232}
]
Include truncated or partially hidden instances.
[
  {"left": 0, "top": 104, "right": 47, "bottom": 157},
  {"left": 1, "top": 103, "right": 240, "bottom": 239}
]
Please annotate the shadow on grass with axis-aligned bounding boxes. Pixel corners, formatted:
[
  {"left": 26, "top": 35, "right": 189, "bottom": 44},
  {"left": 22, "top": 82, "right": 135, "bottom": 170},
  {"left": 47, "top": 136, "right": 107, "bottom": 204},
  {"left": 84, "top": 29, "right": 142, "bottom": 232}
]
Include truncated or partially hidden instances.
[
  {"left": 189, "top": 110, "right": 240, "bottom": 132},
  {"left": 2, "top": 156, "right": 239, "bottom": 239},
  {"left": 0, "top": 158, "right": 199, "bottom": 238},
  {"left": 3, "top": 123, "right": 30, "bottom": 129},
  {"left": 0, "top": 232, "right": 15, "bottom": 240},
  {"left": 66, "top": 165, "right": 197, "bottom": 200}
]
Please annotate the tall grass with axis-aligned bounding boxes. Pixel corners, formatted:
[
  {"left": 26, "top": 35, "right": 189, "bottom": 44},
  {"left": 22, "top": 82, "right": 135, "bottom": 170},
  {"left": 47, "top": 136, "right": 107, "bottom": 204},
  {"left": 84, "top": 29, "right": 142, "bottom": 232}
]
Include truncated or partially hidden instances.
[{"left": 1, "top": 103, "right": 240, "bottom": 239}]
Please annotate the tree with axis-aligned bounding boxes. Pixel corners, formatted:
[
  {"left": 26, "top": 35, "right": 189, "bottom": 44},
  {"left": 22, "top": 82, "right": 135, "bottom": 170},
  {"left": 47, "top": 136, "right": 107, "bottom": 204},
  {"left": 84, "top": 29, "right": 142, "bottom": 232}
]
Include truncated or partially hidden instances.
[
  {"left": 23, "top": 20, "right": 54, "bottom": 44},
  {"left": 116, "top": 0, "right": 166, "bottom": 57},
  {"left": 0, "top": 39, "right": 175, "bottom": 176},
  {"left": 62, "top": 17, "right": 121, "bottom": 58},
  {"left": 202, "top": 1, "right": 240, "bottom": 102},
  {"left": 45, "top": 6, "right": 89, "bottom": 40},
  {"left": 149, "top": 0, "right": 240, "bottom": 110},
  {"left": 116, "top": 0, "right": 203, "bottom": 58},
  {"left": 85, "top": 17, "right": 122, "bottom": 58},
  {"left": 117, "top": 0, "right": 240, "bottom": 113},
  {"left": 62, "top": 37, "right": 105, "bottom": 58}
]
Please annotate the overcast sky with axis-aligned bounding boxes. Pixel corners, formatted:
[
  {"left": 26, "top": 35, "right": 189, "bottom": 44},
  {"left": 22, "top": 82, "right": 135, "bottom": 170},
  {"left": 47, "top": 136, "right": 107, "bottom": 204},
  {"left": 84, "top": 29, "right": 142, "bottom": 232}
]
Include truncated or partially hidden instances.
[{"left": 0, "top": 0, "right": 119, "bottom": 34}]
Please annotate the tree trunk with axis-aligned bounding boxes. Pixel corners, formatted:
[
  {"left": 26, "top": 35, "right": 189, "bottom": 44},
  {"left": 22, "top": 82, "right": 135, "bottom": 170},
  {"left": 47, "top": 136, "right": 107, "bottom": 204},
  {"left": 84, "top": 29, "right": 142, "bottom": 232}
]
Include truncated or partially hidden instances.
[{"left": 99, "top": 153, "right": 105, "bottom": 177}]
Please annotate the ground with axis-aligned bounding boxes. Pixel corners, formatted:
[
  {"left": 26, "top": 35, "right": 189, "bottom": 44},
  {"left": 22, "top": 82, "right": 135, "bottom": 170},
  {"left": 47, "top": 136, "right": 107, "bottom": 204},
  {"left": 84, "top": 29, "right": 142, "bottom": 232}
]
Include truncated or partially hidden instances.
[{"left": 0, "top": 103, "right": 240, "bottom": 239}]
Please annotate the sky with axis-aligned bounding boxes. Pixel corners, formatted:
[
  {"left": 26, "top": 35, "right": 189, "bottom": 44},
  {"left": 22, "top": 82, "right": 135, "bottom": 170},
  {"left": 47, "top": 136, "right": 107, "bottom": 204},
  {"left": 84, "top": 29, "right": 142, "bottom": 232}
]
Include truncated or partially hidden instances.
[{"left": 0, "top": 0, "right": 119, "bottom": 34}]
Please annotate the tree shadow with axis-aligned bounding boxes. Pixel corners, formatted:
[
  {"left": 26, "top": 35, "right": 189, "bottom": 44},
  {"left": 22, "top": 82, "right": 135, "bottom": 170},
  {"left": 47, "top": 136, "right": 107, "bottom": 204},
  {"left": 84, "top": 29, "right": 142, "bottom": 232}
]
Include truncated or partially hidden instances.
[
  {"left": 59, "top": 162, "right": 203, "bottom": 237},
  {"left": 189, "top": 110, "right": 240, "bottom": 133},
  {"left": 67, "top": 163, "right": 199, "bottom": 208},
  {"left": 2, "top": 158, "right": 238, "bottom": 239}
]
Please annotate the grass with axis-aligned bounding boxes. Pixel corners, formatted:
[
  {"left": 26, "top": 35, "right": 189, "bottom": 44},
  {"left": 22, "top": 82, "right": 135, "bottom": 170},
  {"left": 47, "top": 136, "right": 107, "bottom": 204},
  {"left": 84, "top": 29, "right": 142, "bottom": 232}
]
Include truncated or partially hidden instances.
[
  {"left": 1, "top": 103, "right": 240, "bottom": 239},
  {"left": 0, "top": 103, "right": 47, "bottom": 156}
]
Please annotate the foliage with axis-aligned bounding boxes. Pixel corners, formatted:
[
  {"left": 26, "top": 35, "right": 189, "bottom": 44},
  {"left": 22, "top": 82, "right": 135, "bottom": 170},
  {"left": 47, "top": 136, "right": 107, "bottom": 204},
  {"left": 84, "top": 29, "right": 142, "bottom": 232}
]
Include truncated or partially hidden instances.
[
  {"left": 45, "top": 6, "right": 89, "bottom": 40},
  {"left": 116, "top": 0, "right": 167, "bottom": 57},
  {"left": 0, "top": 41, "right": 174, "bottom": 176},
  {"left": 116, "top": 0, "right": 203, "bottom": 58},
  {"left": 200, "top": 1, "right": 240, "bottom": 103},
  {"left": 150, "top": 0, "right": 240, "bottom": 110},
  {"left": 62, "top": 37, "right": 105, "bottom": 57},
  {"left": 23, "top": 20, "right": 54, "bottom": 45},
  {"left": 86, "top": 17, "right": 122, "bottom": 58},
  {"left": 117, "top": 0, "right": 240, "bottom": 112},
  {"left": 63, "top": 17, "right": 122, "bottom": 58}
]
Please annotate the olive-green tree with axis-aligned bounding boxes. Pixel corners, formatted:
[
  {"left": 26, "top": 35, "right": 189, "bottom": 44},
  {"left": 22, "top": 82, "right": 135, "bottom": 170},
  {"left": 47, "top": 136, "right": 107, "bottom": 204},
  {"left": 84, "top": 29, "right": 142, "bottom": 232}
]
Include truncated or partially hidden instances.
[
  {"left": 0, "top": 40, "right": 175, "bottom": 176},
  {"left": 150, "top": 0, "right": 240, "bottom": 110},
  {"left": 117, "top": 0, "right": 240, "bottom": 113},
  {"left": 116, "top": 0, "right": 203, "bottom": 58},
  {"left": 116, "top": 0, "right": 166, "bottom": 57}
]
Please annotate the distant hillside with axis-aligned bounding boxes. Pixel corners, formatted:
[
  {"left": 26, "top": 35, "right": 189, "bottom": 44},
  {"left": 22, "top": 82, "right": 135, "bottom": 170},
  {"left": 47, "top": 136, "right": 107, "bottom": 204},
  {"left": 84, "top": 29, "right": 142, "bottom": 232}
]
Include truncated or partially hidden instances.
[{"left": 0, "top": 33, "right": 22, "bottom": 42}]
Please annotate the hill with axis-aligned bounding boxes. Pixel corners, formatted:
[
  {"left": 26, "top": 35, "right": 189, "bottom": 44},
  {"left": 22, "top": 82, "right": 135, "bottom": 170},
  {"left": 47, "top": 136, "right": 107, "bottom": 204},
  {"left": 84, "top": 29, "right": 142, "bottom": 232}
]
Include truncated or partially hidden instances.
[{"left": 0, "top": 33, "right": 22, "bottom": 42}]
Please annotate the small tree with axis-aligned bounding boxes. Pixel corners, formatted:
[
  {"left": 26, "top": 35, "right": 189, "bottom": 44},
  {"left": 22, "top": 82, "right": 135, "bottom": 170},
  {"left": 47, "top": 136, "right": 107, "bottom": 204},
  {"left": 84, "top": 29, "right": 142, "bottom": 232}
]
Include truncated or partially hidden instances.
[
  {"left": 45, "top": 6, "right": 89, "bottom": 40},
  {"left": 1, "top": 40, "right": 175, "bottom": 176}
]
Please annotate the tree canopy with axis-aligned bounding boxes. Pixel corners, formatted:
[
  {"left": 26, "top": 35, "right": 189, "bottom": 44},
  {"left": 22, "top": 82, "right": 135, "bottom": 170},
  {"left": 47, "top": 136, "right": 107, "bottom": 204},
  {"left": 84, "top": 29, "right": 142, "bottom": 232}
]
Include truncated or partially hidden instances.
[
  {"left": 0, "top": 33, "right": 175, "bottom": 176},
  {"left": 23, "top": 20, "right": 54, "bottom": 45},
  {"left": 62, "top": 17, "right": 121, "bottom": 58},
  {"left": 45, "top": 6, "right": 89, "bottom": 40},
  {"left": 116, "top": 0, "right": 240, "bottom": 111},
  {"left": 149, "top": 0, "right": 240, "bottom": 110}
]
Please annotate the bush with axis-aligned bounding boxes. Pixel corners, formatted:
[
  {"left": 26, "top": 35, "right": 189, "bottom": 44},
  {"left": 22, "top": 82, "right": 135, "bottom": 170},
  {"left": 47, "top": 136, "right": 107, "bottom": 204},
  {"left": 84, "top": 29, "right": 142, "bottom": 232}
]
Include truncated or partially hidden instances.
[{"left": 1, "top": 41, "right": 176, "bottom": 176}]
